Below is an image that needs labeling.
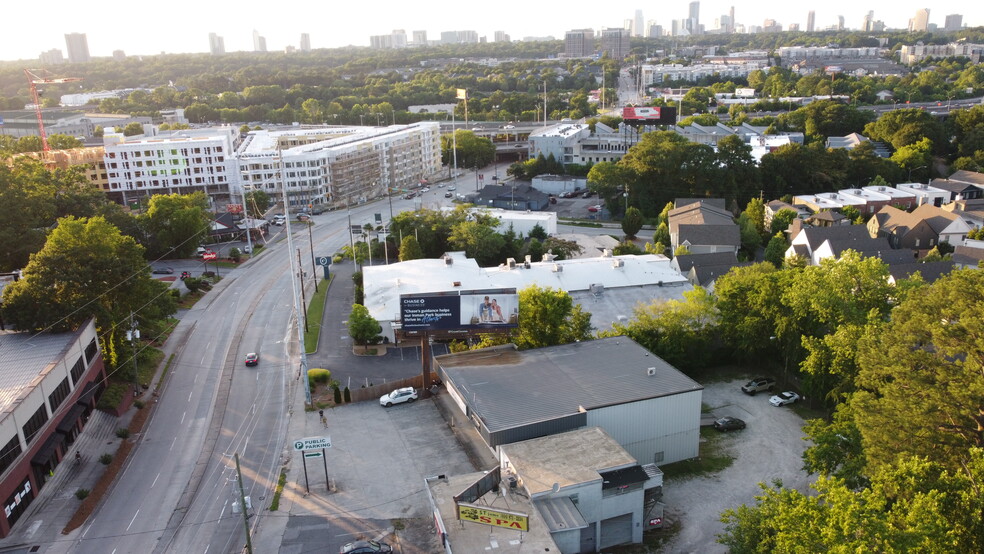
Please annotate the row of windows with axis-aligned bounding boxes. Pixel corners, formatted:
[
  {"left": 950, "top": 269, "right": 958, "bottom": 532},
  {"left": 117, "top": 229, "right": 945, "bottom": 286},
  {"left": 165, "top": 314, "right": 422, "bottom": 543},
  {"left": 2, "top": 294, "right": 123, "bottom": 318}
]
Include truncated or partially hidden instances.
[
  {"left": 0, "top": 436, "right": 22, "bottom": 477},
  {"left": 48, "top": 378, "right": 71, "bottom": 414},
  {"left": 21, "top": 405, "right": 49, "bottom": 447}
]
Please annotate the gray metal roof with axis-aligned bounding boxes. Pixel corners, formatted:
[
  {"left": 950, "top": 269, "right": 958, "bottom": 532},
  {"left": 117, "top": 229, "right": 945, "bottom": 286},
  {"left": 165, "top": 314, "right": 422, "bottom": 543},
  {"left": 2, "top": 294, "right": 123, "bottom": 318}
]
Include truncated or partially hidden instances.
[
  {"left": 436, "top": 337, "right": 702, "bottom": 435},
  {"left": 0, "top": 330, "right": 78, "bottom": 413}
]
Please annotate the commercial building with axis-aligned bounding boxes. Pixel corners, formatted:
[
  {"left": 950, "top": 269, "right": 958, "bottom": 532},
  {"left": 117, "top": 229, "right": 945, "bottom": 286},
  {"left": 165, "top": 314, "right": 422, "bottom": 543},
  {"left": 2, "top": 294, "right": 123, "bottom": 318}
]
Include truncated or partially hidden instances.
[
  {"left": 898, "top": 42, "right": 983, "bottom": 64},
  {"left": 0, "top": 319, "right": 105, "bottom": 538},
  {"left": 64, "top": 33, "right": 90, "bottom": 63},
  {"left": 564, "top": 29, "right": 594, "bottom": 58},
  {"left": 528, "top": 123, "right": 591, "bottom": 165},
  {"left": 208, "top": 33, "right": 225, "bottom": 55},
  {"left": 300, "top": 33, "right": 311, "bottom": 52},
  {"left": 601, "top": 28, "right": 630, "bottom": 60},
  {"left": 0, "top": 109, "right": 149, "bottom": 141},
  {"left": 362, "top": 251, "right": 691, "bottom": 343},
  {"left": 236, "top": 122, "right": 442, "bottom": 211}
]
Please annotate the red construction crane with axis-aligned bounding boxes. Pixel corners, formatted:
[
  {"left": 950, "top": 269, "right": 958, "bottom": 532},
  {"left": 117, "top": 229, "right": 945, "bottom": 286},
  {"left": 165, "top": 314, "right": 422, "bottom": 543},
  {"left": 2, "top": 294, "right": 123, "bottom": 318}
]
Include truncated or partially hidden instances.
[{"left": 24, "top": 69, "right": 83, "bottom": 152}]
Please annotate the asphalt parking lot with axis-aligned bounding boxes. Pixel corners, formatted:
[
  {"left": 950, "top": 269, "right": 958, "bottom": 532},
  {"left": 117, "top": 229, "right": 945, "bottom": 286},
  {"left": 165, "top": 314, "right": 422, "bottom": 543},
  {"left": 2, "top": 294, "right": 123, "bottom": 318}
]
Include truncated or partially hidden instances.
[{"left": 659, "top": 378, "right": 813, "bottom": 552}]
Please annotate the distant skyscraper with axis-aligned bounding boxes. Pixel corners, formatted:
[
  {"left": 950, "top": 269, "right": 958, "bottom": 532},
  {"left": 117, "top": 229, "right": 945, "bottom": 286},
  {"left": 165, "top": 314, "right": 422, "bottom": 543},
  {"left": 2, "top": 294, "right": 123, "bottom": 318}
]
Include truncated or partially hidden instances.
[
  {"left": 209, "top": 33, "right": 225, "bottom": 55},
  {"left": 300, "top": 33, "right": 311, "bottom": 52},
  {"left": 729, "top": 6, "right": 735, "bottom": 33},
  {"left": 64, "top": 33, "right": 90, "bottom": 63},
  {"left": 112, "top": 50, "right": 126, "bottom": 61},
  {"left": 458, "top": 30, "right": 479, "bottom": 43},
  {"left": 944, "top": 14, "right": 963, "bottom": 32},
  {"left": 634, "top": 9, "right": 644, "bottom": 37},
  {"left": 494, "top": 31, "right": 510, "bottom": 42},
  {"left": 565, "top": 29, "right": 594, "bottom": 57},
  {"left": 863, "top": 11, "right": 875, "bottom": 32},
  {"left": 253, "top": 30, "right": 267, "bottom": 52},
  {"left": 391, "top": 30, "right": 407, "bottom": 48},
  {"left": 837, "top": 15, "right": 845, "bottom": 30},
  {"left": 688, "top": 1, "right": 700, "bottom": 34},
  {"left": 910, "top": 9, "right": 930, "bottom": 32},
  {"left": 412, "top": 31, "right": 427, "bottom": 45},
  {"left": 789, "top": 23, "right": 800, "bottom": 32},
  {"left": 601, "top": 28, "right": 630, "bottom": 59},
  {"left": 807, "top": 11, "right": 815, "bottom": 33},
  {"left": 39, "top": 49, "right": 64, "bottom": 65}
]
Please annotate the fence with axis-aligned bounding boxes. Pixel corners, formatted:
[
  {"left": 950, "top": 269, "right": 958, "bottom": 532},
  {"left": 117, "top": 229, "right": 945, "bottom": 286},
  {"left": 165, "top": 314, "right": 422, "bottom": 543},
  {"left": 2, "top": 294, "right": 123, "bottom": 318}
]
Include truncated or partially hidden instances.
[{"left": 346, "top": 372, "right": 440, "bottom": 403}]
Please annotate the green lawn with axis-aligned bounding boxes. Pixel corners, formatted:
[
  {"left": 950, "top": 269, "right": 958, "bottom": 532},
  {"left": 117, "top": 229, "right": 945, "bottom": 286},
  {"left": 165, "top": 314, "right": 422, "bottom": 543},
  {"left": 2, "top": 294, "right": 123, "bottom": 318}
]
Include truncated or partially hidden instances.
[{"left": 304, "top": 277, "right": 331, "bottom": 352}]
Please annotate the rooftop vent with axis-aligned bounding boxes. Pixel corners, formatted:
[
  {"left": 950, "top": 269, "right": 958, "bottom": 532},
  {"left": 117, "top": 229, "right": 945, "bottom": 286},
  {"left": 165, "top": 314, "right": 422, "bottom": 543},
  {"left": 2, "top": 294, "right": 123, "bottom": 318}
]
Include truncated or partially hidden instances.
[
  {"left": 646, "top": 367, "right": 657, "bottom": 376},
  {"left": 524, "top": 254, "right": 532, "bottom": 264},
  {"left": 552, "top": 263, "right": 563, "bottom": 272},
  {"left": 507, "top": 257, "right": 517, "bottom": 269},
  {"left": 452, "top": 281, "right": 461, "bottom": 287},
  {"left": 444, "top": 256, "right": 453, "bottom": 266},
  {"left": 590, "top": 283, "right": 605, "bottom": 295},
  {"left": 612, "top": 259, "right": 624, "bottom": 268},
  {"left": 601, "top": 249, "right": 613, "bottom": 258}
]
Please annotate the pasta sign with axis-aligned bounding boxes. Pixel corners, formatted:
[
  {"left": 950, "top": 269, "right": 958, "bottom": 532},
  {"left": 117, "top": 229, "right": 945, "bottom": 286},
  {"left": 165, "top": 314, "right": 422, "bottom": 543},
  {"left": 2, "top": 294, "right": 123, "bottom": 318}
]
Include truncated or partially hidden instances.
[{"left": 457, "top": 503, "right": 529, "bottom": 531}]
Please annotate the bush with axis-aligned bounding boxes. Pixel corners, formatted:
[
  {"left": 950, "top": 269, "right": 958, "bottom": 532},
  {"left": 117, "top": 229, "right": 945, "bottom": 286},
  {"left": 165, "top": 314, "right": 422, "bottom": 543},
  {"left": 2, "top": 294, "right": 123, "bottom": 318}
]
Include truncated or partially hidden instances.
[
  {"left": 75, "top": 488, "right": 90, "bottom": 500},
  {"left": 133, "top": 400, "right": 145, "bottom": 409},
  {"left": 333, "top": 384, "right": 342, "bottom": 404},
  {"left": 115, "top": 428, "right": 130, "bottom": 439},
  {"left": 343, "top": 387, "right": 351, "bottom": 403},
  {"left": 96, "top": 383, "right": 128, "bottom": 411},
  {"left": 99, "top": 453, "right": 113, "bottom": 465},
  {"left": 308, "top": 368, "right": 332, "bottom": 385},
  {"left": 229, "top": 247, "right": 241, "bottom": 262}
]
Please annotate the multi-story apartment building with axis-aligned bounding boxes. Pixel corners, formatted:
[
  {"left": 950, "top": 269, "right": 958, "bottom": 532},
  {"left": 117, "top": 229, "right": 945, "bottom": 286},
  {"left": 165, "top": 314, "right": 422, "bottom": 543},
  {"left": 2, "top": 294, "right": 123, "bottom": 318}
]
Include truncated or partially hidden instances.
[
  {"left": 208, "top": 33, "right": 225, "bottom": 55},
  {"left": 300, "top": 33, "right": 311, "bottom": 52},
  {"left": 103, "top": 128, "right": 241, "bottom": 207},
  {"left": 601, "top": 28, "right": 630, "bottom": 60},
  {"left": 236, "top": 123, "right": 442, "bottom": 210},
  {"left": 564, "top": 29, "right": 594, "bottom": 58},
  {"left": 899, "top": 42, "right": 983, "bottom": 64},
  {"left": 64, "top": 33, "right": 90, "bottom": 63}
]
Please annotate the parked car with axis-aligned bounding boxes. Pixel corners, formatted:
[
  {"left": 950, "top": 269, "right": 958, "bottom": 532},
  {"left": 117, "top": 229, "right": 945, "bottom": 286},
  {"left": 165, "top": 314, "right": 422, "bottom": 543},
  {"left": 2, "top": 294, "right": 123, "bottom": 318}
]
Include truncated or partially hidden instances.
[
  {"left": 713, "top": 416, "right": 746, "bottom": 431},
  {"left": 582, "top": 190, "right": 595, "bottom": 198},
  {"left": 587, "top": 204, "right": 602, "bottom": 213},
  {"left": 197, "top": 246, "right": 208, "bottom": 255},
  {"left": 503, "top": 124, "right": 516, "bottom": 129},
  {"left": 447, "top": 185, "right": 456, "bottom": 191},
  {"left": 741, "top": 377, "right": 776, "bottom": 395},
  {"left": 340, "top": 540, "right": 393, "bottom": 554},
  {"left": 243, "top": 245, "right": 252, "bottom": 254},
  {"left": 152, "top": 267, "right": 174, "bottom": 275},
  {"left": 244, "top": 353, "right": 259, "bottom": 366},
  {"left": 380, "top": 387, "right": 417, "bottom": 407},
  {"left": 445, "top": 192, "right": 453, "bottom": 198},
  {"left": 549, "top": 196, "right": 557, "bottom": 204},
  {"left": 769, "top": 391, "right": 800, "bottom": 407}
]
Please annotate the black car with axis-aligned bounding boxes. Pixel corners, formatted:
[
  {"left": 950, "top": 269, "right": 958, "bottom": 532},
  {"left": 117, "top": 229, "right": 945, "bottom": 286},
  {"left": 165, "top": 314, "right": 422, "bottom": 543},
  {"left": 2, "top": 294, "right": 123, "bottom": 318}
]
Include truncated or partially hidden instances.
[
  {"left": 339, "top": 539, "right": 392, "bottom": 554},
  {"left": 713, "top": 416, "right": 746, "bottom": 431}
]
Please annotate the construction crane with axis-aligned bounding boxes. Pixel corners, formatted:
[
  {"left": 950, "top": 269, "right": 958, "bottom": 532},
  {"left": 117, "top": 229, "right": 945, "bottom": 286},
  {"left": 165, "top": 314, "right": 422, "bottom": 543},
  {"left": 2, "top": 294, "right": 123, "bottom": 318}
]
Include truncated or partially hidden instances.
[{"left": 24, "top": 69, "right": 83, "bottom": 152}]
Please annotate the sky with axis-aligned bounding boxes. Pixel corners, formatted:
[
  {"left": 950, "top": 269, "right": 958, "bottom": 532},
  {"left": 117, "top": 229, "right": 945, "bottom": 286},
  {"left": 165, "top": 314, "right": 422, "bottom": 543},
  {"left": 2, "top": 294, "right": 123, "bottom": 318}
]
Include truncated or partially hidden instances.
[{"left": 4, "top": 1, "right": 981, "bottom": 62}]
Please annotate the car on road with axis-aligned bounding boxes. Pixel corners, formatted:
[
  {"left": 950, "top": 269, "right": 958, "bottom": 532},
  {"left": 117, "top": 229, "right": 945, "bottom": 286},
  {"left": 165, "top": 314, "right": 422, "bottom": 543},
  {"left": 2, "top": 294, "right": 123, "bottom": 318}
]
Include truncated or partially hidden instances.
[
  {"left": 445, "top": 191, "right": 453, "bottom": 198},
  {"left": 403, "top": 192, "right": 416, "bottom": 199},
  {"left": 741, "top": 377, "right": 776, "bottom": 395},
  {"left": 587, "top": 204, "right": 602, "bottom": 212},
  {"left": 471, "top": 126, "right": 484, "bottom": 131},
  {"left": 243, "top": 245, "right": 252, "bottom": 254},
  {"left": 152, "top": 267, "right": 174, "bottom": 275},
  {"left": 447, "top": 185, "right": 456, "bottom": 191},
  {"left": 713, "top": 416, "right": 746, "bottom": 431},
  {"left": 769, "top": 391, "right": 800, "bottom": 407},
  {"left": 421, "top": 187, "right": 430, "bottom": 192},
  {"left": 197, "top": 246, "right": 208, "bottom": 256},
  {"left": 272, "top": 215, "right": 285, "bottom": 225},
  {"left": 380, "top": 387, "right": 417, "bottom": 407},
  {"left": 503, "top": 124, "right": 516, "bottom": 129},
  {"left": 340, "top": 539, "right": 393, "bottom": 554},
  {"left": 244, "top": 353, "right": 259, "bottom": 366}
]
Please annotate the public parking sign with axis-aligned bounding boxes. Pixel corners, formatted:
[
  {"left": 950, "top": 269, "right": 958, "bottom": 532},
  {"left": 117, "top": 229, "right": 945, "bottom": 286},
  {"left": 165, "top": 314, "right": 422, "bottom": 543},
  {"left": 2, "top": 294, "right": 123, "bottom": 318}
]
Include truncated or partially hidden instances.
[{"left": 293, "top": 436, "right": 332, "bottom": 451}]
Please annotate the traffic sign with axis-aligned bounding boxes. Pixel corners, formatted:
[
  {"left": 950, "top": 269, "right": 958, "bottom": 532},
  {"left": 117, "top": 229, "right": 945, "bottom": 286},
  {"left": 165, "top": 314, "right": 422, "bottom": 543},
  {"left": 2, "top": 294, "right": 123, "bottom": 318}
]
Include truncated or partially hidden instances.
[
  {"left": 304, "top": 451, "right": 323, "bottom": 459},
  {"left": 293, "top": 436, "right": 331, "bottom": 451},
  {"left": 316, "top": 256, "right": 331, "bottom": 267},
  {"left": 202, "top": 251, "right": 217, "bottom": 261}
]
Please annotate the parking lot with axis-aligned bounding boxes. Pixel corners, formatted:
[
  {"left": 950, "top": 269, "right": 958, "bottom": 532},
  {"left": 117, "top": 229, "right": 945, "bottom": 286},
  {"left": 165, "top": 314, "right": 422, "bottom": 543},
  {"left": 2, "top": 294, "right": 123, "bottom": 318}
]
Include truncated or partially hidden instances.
[{"left": 659, "top": 378, "right": 813, "bottom": 552}]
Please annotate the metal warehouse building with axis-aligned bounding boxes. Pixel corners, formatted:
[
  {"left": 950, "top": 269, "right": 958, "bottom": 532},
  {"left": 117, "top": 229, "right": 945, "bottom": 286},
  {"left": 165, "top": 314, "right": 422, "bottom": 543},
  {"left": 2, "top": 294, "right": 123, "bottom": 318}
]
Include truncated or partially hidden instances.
[{"left": 434, "top": 336, "right": 703, "bottom": 466}]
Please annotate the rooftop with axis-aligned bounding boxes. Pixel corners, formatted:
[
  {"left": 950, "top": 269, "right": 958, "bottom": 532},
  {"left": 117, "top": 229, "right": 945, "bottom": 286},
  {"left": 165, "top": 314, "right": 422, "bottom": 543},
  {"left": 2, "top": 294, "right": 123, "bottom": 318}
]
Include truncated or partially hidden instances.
[{"left": 0, "top": 329, "right": 79, "bottom": 414}]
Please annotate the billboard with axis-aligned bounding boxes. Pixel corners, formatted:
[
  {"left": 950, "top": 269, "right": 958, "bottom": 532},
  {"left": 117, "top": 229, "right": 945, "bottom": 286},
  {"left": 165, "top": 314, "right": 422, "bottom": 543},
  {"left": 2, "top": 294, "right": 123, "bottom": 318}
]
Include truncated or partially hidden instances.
[
  {"left": 457, "top": 503, "right": 529, "bottom": 531},
  {"left": 400, "top": 289, "right": 518, "bottom": 332},
  {"left": 622, "top": 106, "right": 677, "bottom": 126}
]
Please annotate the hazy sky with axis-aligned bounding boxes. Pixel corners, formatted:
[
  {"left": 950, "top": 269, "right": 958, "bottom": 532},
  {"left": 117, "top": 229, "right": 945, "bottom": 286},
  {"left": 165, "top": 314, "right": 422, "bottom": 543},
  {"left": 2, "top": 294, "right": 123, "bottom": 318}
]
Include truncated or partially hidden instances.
[{"left": 5, "top": 1, "right": 980, "bottom": 62}]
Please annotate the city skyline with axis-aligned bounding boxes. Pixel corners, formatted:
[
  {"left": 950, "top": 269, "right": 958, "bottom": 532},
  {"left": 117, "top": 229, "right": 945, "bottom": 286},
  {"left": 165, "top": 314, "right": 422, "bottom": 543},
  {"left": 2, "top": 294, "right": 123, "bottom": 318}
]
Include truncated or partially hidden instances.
[{"left": 3, "top": 1, "right": 981, "bottom": 62}]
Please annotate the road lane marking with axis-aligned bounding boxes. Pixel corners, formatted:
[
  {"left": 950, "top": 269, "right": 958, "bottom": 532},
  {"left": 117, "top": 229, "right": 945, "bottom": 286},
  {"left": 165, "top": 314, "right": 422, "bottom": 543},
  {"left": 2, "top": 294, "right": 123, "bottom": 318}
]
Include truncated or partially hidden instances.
[
  {"left": 125, "top": 510, "right": 139, "bottom": 532},
  {"left": 181, "top": 411, "right": 186, "bottom": 425},
  {"left": 170, "top": 437, "right": 176, "bottom": 451},
  {"left": 151, "top": 472, "right": 160, "bottom": 488},
  {"left": 188, "top": 390, "right": 193, "bottom": 402}
]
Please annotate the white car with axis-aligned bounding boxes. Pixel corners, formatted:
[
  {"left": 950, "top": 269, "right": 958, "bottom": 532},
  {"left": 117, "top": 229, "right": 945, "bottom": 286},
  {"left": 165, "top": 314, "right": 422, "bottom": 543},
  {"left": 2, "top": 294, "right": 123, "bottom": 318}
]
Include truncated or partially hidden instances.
[
  {"left": 769, "top": 391, "right": 800, "bottom": 407},
  {"left": 503, "top": 124, "right": 516, "bottom": 129},
  {"left": 380, "top": 387, "right": 417, "bottom": 407},
  {"left": 447, "top": 185, "right": 456, "bottom": 191}
]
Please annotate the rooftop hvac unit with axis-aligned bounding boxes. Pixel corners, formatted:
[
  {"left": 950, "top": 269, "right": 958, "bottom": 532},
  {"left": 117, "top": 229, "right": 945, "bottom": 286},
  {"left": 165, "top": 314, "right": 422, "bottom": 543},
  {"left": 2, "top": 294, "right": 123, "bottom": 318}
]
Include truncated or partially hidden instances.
[
  {"left": 524, "top": 260, "right": 531, "bottom": 269},
  {"left": 524, "top": 254, "right": 532, "bottom": 264},
  {"left": 646, "top": 367, "right": 656, "bottom": 376},
  {"left": 601, "top": 249, "right": 613, "bottom": 258},
  {"left": 552, "top": 264, "right": 563, "bottom": 272},
  {"left": 507, "top": 257, "right": 517, "bottom": 269},
  {"left": 444, "top": 256, "right": 453, "bottom": 266},
  {"left": 590, "top": 283, "right": 605, "bottom": 295},
  {"left": 612, "top": 259, "right": 624, "bottom": 268}
]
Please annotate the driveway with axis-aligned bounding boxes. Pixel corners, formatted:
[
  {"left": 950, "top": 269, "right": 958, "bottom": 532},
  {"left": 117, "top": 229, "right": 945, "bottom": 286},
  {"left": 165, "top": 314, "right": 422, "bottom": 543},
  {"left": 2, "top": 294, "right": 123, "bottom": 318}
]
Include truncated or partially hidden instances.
[{"left": 660, "top": 379, "right": 813, "bottom": 552}]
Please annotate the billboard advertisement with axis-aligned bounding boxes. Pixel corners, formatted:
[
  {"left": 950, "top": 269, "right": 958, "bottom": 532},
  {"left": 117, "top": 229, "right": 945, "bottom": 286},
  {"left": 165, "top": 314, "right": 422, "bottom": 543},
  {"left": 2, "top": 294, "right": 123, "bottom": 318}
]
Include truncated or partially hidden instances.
[
  {"left": 622, "top": 106, "right": 677, "bottom": 126},
  {"left": 457, "top": 503, "right": 529, "bottom": 531},
  {"left": 400, "top": 289, "right": 518, "bottom": 332}
]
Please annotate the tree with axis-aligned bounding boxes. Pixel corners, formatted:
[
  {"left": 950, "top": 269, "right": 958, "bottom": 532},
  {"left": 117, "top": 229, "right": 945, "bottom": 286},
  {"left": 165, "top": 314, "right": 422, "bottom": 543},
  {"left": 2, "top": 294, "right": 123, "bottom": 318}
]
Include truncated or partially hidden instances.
[
  {"left": 448, "top": 220, "right": 506, "bottom": 267},
  {"left": 769, "top": 208, "right": 798, "bottom": 235},
  {"left": 653, "top": 221, "right": 670, "bottom": 247},
  {"left": 347, "top": 304, "right": 381, "bottom": 352},
  {"left": 673, "top": 245, "right": 692, "bottom": 257},
  {"left": 863, "top": 108, "right": 945, "bottom": 152},
  {"left": 244, "top": 190, "right": 270, "bottom": 218},
  {"left": 621, "top": 206, "right": 643, "bottom": 238},
  {"left": 47, "top": 134, "right": 84, "bottom": 149},
  {"left": 852, "top": 269, "right": 984, "bottom": 475},
  {"left": 122, "top": 122, "right": 144, "bottom": 137},
  {"left": 801, "top": 402, "right": 868, "bottom": 490},
  {"left": 511, "top": 285, "right": 593, "bottom": 350},
  {"left": 542, "top": 236, "right": 582, "bottom": 260},
  {"left": 743, "top": 198, "right": 766, "bottom": 238},
  {"left": 528, "top": 223, "right": 547, "bottom": 241},
  {"left": 398, "top": 235, "right": 423, "bottom": 261},
  {"left": 141, "top": 192, "right": 211, "bottom": 259},
  {"left": 738, "top": 213, "right": 761, "bottom": 257},
  {"left": 1, "top": 216, "right": 175, "bottom": 369},
  {"left": 763, "top": 232, "right": 788, "bottom": 268},
  {"left": 441, "top": 130, "right": 495, "bottom": 170}
]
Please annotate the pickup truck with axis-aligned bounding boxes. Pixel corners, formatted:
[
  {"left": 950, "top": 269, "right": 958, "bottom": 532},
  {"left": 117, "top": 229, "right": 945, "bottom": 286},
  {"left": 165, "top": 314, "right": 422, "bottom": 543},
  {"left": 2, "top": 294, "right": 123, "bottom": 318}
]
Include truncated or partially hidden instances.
[{"left": 741, "top": 377, "right": 776, "bottom": 395}]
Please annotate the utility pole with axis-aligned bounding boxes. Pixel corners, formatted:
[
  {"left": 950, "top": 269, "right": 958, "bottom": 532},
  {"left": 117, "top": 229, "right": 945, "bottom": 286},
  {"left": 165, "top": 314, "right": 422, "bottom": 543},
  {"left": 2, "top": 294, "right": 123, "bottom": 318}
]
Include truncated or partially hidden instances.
[
  {"left": 297, "top": 249, "right": 308, "bottom": 334},
  {"left": 234, "top": 453, "right": 254, "bottom": 554},
  {"left": 306, "top": 223, "right": 318, "bottom": 293},
  {"left": 127, "top": 313, "right": 140, "bottom": 397}
]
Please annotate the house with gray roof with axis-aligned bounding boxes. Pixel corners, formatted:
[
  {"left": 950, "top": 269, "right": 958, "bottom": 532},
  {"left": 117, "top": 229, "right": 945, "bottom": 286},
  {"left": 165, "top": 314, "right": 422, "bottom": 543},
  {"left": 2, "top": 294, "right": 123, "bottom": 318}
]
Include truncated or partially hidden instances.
[
  {"left": 867, "top": 204, "right": 973, "bottom": 251},
  {"left": 668, "top": 201, "right": 740, "bottom": 254},
  {"left": 887, "top": 261, "right": 955, "bottom": 285},
  {"left": 785, "top": 224, "right": 894, "bottom": 265},
  {"left": 434, "top": 337, "right": 703, "bottom": 467},
  {"left": 953, "top": 245, "right": 984, "bottom": 269},
  {"left": 475, "top": 183, "right": 550, "bottom": 211}
]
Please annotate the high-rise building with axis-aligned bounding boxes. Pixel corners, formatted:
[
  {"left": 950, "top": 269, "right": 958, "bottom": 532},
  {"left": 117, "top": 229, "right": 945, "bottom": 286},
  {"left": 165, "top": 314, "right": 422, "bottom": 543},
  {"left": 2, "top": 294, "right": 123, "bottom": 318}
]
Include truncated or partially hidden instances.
[
  {"left": 39, "top": 49, "right": 64, "bottom": 65},
  {"left": 494, "top": 31, "right": 510, "bottom": 42},
  {"left": 209, "top": 33, "right": 225, "bottom": 55},
  {"left": 457, "top": 30, "right": 479, "bottom": 43},
  {"left": 688, "top": 1, "right": 700, "bottom": 34},
  {"left": 253, "top": 30, "right": 268, "bottom": 52},
  {"left": 634, "top": 9, "right": 644, "bottom": 37},
  {"left": 944, "top": 14, "right": 963, "bottom": 32},
  {"left": 910, "top": 9, "right": 930, "bottom": 32},
  {"left": 412, "top": 30, "right": 427, "bottom": 45},
  {"left": 807, "top": 10, "right": 816, "bottom": 33},
  {"left": 391, "top": 30, "right": 407, "bottom": 48},
  {"left": 837, "top": 16, "right": 845, "bottom": 30},
  {"left": 370, "top": 35, "right": 393, "bottom": 49},
  {"left": 789, "top": 23, "right": 800, "bottom": 32},
  {"left": 863, "top": 11, "right": 875, "bottom": 32},
  {"left": 729, "top": 6, "right": 735, "bottom": 33},
  {"left": 300, "top": 33, "right": 311, "bottom": 52},
  {"left": 64, "top": 33, "right": 90, "bottom": 63},
  {"left": 565, "top": 29, "right": 594, "bottom": 57},
  {"left": 601, "top": 28, "right": 630, "bottom": 59}
]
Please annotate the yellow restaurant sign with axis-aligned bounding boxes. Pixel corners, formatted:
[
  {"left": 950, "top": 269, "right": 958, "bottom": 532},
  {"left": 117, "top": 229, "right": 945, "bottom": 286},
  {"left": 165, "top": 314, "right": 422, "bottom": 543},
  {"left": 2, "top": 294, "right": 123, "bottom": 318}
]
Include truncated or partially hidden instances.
[{"left": 457, "top": 503, "right": 529, "bottom": 531}]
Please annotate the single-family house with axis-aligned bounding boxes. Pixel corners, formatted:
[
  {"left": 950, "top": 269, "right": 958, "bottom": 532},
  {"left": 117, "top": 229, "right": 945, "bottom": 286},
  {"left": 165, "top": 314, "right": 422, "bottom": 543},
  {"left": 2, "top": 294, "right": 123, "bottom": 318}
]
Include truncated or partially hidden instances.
[
  {"left": 953, "top": 245, "right": 984, "bottom": 269},
  {"left": 930, "top": 178, "right": 984, "bottom": 202},
  {"left": 887, "top": 261, "right": 955, "bottom": 285},
  {"left": 671, "top": 252, "right": 744, "bottom": 289},
  {"left": 764, "top": 200, "right": 809, "bottom": 227},
  {"left": 806, "top": 211, "right": 849, "bottom": 227},
  {"left": 896, "top": 183, "right": 950, "bottom": 207},
  {"left": 668, "top": 201, "right": 740, "bottom": 254},
  {"left": 786, "top": 224, "right": 895, "bottom": 265},
  {"left": 867, "top": 204, "right": 974, "bottom": 251}
]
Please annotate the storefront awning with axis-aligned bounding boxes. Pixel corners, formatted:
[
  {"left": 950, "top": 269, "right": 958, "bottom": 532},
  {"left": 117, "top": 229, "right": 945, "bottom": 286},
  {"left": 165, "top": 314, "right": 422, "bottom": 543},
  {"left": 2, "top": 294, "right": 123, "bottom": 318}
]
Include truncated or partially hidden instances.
[
  {"left": 56, "top": 404, "right": 87, "bottom": 434},
  {"left": 30, "top": 432, "right": 65, "bottom": 466}
]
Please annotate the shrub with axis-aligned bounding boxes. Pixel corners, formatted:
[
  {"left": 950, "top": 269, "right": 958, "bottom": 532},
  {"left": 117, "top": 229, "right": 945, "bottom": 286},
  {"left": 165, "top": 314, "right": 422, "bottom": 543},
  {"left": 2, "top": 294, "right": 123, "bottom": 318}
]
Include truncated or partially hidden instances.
[
  {"left": 229, "top": 247, "right": 242, "bottom": 262},
  {"left": 332, "top": 384, "right": 342, "bottom": 404},
  {"left": 96, "top": 383, "right": 128, "bottom": 411},
  {"left": 307, "top": 368, "right": 331, "bottom": 385},
  {"left": 133, "top": 399, "right": 145, "bottom": 409},
  {"left": 99, "top": 453, "right": 113, "bottom": 465},
  {"left": 115, "top": 428, "right": 130, "bottom": 439},
  {"left": 343, "top": 387, "right": 351, "bottom": 403},
  {"left": 75, "top": 488, "right": 90, "bottom": 500}
]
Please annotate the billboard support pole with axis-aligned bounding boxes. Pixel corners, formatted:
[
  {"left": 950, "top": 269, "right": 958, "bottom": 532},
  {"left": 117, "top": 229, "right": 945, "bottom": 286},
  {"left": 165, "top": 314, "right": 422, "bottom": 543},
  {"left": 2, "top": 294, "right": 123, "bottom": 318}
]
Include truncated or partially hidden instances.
[{"left": 421, "top": 333, "right": 433, "bottom": 397}]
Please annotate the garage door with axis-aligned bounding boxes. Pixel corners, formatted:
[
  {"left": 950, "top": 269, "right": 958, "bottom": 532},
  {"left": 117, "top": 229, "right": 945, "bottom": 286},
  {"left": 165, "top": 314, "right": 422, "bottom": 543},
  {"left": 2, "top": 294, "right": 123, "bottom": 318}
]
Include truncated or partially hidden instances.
[{"left": 599, "top": 513, "right": 633, "bottom": 549}]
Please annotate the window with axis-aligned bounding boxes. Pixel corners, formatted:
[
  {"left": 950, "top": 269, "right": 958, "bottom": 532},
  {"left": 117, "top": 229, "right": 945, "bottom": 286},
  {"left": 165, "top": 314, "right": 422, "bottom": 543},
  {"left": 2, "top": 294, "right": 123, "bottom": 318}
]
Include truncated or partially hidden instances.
[
  {"left": 21, "top": 404, "right": 49, "bottom": 446},
  {"left": 0, "top": 436, "right": 22, "bottom": 476},
  {"left": 653, "top": 451, "right": 664, "bottom": 464},
  {"left": 84, "top": 338, "right": 98, "bottom": 366},
  {"left": 70, "top": 355, "right": 85, "bottom": 385},
  {"left": 48, "top": 377, "right": 71, "bottom": 413}
]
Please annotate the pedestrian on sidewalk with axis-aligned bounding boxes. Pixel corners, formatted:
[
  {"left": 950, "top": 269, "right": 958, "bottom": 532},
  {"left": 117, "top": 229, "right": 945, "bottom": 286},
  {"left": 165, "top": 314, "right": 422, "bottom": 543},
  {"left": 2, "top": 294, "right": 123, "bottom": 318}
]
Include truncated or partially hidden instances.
[{"left": 319, "top": 409, "right": 327, "bottom": 428}]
